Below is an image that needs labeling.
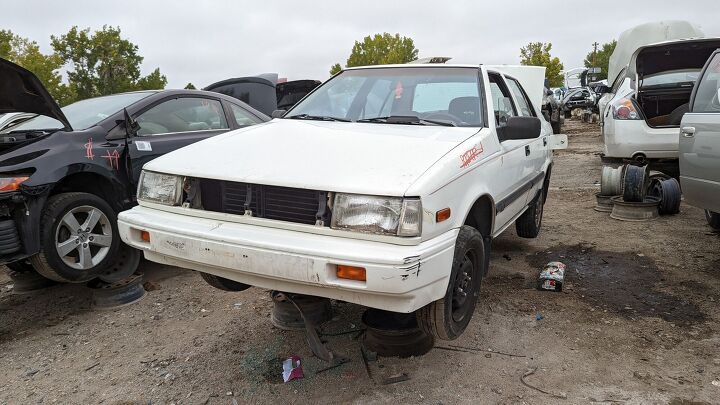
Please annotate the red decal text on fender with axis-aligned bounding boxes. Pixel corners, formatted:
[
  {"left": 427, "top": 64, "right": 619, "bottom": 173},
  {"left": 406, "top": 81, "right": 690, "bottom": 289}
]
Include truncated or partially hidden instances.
[{"left": 460, "top": 144, "right": 484, "bottom": 168}]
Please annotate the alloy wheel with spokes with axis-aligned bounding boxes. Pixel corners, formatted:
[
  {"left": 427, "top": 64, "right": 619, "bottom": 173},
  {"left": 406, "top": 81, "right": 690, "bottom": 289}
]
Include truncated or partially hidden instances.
[{"left": 55, "top": 205, "right": 112, "bottom": 270}]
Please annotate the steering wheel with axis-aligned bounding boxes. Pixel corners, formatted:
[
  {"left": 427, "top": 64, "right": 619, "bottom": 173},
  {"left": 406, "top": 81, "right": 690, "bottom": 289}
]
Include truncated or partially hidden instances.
[{"left": 423, "top": 112, "right": 463, "bottom": 124}]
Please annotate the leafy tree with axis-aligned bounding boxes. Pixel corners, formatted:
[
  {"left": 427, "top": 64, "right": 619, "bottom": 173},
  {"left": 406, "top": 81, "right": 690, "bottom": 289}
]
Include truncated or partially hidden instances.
[
  {"left": 583, "top": 40, "right": 617, "bottom": 81},
  {"left": 184, "top": 82, "right": 197, "bottom": 90},
  {"left": 0, "top": 30, "right": 73, "bottom": 105},
  {"left": 330, "top": 33, "right": 418, "bottom": 74},
  {"left": 329, "top": 63, "right": 342, "bottom": 76},
  {"left": 519, "top": 42, "right": 564, "bottom": 87},
  {"left": 136, "top": 68, "right": 168, "bottom": 90},
  {"left": 52, "top": 26, "right": 166, "bottom": 100}
]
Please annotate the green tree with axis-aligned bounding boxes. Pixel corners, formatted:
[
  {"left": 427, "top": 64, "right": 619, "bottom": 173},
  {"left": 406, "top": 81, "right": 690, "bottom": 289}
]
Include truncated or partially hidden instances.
[
  {"left": 330, "top": 33, "right": 418, "bottom": 74},
  {"left": 136, "top": 68, "right": 168, "bottom": 90},
  {"left": 52, "top": 26, "right": 167, "bottom": 100},
  {"left": 0, "top": 30, "right": 73, "bottom": 105},
  {"left": 184, "top": 82, "right": 196, "bottom": 90},
  {"left": 583, "top": 40, "right": 617, "bottom": 81},
  {"left": 329, "top": 63, "right": 342, "bottom": 76},
  {"left": 519, "top": 42, "right": 564, "bottom": 87}
]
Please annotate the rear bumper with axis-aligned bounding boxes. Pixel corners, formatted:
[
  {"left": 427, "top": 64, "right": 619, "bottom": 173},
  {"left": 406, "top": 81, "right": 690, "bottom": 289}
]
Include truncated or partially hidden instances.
[
  {"left": 118, "top": 206, "right": 458, "bottom": 313},
  {"left": 603, "top": 119, "right": 679, "bottom": 159}
]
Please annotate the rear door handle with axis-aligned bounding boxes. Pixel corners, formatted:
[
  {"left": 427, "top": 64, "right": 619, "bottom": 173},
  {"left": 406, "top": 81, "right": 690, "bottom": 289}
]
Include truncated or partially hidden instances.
[
  {"left": 681, "top": 126, "right": 695, "bottom": 137},
  {"left": 525, "top": 145, "right": 530, "bottom": 156}
]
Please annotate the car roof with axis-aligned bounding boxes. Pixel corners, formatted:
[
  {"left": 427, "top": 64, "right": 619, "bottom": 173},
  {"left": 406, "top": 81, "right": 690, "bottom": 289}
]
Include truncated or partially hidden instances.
[{"left": 344, "top": 63, "right": 481, "bottom": 70}]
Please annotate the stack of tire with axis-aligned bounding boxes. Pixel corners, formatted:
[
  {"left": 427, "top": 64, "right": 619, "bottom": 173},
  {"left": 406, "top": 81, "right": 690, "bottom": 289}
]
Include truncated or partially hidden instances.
[{"left": 597, "top": 164, "right": 681, "bottom": 221}]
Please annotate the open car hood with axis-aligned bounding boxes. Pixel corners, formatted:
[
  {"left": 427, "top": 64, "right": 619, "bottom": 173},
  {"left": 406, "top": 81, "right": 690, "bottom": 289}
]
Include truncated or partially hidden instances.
[
  {"left": 0, "top": 58, "right": 71, "bottom": 131},
  {"left": 204, "top": 75, "right": 320, "bottom": 116},
  {"left": 609, "top": 21, "right": 705, "bottom": 86},
  {"left": 629, "top": 38, "right": 720, "bottom": 80}
]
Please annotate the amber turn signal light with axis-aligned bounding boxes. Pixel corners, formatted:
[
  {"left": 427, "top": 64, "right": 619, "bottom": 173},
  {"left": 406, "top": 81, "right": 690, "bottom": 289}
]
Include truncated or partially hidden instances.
[
  {"left": 0, "top": 176, "right": 29, "bottom": 192},
  {"left": 336, "top": 265, "right": 366, "bottom": 281},
  {"left": 436, "top": 208, "right": 451, "bottom": 222},
  {"left": 140, "top": 230, "right": 150, "bottom": 242}
]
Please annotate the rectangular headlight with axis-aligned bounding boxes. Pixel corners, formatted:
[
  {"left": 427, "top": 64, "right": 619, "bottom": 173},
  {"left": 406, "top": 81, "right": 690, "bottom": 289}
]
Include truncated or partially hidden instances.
[
  {"left": 331, "top": 194, "right": 422, "bottom": 237},
  {"left": 137, "top": 171, "right": 182, "bottom": 206}
]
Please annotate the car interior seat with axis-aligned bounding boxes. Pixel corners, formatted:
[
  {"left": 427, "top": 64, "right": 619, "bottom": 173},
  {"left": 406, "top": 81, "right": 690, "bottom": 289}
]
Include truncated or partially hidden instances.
[{"left": 449, "top": 96, "right": 481, "bottom": 125}]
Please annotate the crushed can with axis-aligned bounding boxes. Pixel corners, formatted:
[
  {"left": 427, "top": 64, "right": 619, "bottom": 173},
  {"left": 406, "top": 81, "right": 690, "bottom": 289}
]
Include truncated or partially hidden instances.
[{"left": 538, "top": 261, "right": 565, "bottom": 292}]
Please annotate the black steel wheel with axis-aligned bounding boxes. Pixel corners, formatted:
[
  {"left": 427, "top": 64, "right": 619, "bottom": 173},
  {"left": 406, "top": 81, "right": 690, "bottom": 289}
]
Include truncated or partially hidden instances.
[
  {"left": 706, "top": 210, "right": 720, "bottom": 231},
  {"left": 649, "top": 177, "right": 681, "bottom": 215},
  {"left": 30, "top": 192, "right": 120, "bottom": 283},
  {"left": 416, "top": 225, "right": 485, "bottom": 340}
]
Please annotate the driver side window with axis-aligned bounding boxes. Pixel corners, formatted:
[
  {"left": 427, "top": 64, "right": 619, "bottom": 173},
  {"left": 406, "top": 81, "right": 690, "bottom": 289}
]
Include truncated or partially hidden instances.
[
  {"left": 488, "top": 74, "right": 517, "bottom": 126},
  {"left": 136, "top": 98, "right": 228, "bottom": 136}
]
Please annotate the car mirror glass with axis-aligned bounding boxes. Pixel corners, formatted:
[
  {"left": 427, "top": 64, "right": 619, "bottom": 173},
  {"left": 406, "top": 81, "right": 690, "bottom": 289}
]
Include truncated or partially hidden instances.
[{"left": 124, "top": 108, "right": 140, "bottom": 137}]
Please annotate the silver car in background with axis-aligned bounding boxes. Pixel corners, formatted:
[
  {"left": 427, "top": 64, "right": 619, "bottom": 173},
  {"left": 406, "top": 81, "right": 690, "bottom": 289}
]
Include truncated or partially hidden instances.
[{"left": 679, "top": 49, "right": 720, "bottom": 230}]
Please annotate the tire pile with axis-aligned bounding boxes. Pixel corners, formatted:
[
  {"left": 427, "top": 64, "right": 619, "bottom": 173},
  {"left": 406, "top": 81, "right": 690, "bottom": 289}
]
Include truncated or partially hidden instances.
[{"left": 596, "top": 164, "right": 681, "bottom": 221}]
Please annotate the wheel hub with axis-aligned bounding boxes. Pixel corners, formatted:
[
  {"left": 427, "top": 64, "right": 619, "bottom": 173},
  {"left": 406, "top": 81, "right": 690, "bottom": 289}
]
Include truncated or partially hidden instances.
[{"left": 55, "top": 205, "right": 112, "bottom": 271}]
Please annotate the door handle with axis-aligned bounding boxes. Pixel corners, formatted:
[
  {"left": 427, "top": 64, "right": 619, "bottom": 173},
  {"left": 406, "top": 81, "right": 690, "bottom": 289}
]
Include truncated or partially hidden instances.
[
  {"left": 681, "top": 126, "right": 695, "bottom": 137},
  {"left": 525, "top": 145, "right": 530, "bottom": 156}
]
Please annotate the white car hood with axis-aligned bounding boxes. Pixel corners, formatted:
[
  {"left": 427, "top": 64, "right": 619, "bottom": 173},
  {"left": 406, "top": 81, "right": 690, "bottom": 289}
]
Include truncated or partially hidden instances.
[{"left": 144, "top": 119, "right": 480, "bottom": 196}]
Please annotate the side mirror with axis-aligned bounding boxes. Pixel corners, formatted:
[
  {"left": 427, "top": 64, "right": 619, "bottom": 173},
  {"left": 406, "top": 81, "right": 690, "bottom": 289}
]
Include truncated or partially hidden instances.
[
  {"left": 124, "top": 108, "right": 140, "bottom": 137},
  {"left": 271, "top": 109, "right": 287, "bottom": 118},
  {"left": 498, "top": 116, "right": 541, "bottom": 142}
]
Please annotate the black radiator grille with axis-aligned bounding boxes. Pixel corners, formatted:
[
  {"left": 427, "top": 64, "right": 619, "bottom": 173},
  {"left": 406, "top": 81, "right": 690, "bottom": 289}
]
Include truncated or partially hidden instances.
[{"left": 202, "top": 180, "right": 328, "bottom": 226}]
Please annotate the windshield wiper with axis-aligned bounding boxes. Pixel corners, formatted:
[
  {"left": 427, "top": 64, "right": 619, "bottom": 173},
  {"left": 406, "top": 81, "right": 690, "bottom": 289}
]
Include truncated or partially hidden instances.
[
  {"left": 286, "top": 114, "right": 351, "bottom": 122},
  {"left": 357, "top": 115, "right": 456, "bottom": 127}
]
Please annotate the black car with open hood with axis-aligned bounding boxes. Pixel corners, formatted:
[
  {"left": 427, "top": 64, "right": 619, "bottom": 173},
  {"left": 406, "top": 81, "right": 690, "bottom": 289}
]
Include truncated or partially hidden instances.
[
  {"left": 204, "top": 75, "right": 320, "bottom": 116},
  {"left": 0, "top": 58, "right": 269, "bottom": 283}
]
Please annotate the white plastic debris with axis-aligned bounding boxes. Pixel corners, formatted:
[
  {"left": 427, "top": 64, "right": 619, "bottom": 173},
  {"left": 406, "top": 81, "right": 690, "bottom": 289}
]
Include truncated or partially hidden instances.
[
  {"left": 282, "top": 356, "right": 303, "bottom": 382},
  {"left": 538, "top": 262, "right": 566, "bottom": 292}
]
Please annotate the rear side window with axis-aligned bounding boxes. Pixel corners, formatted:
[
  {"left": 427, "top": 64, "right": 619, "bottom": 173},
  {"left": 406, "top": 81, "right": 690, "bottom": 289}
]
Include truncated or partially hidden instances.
[
  {"left": 230, "top": 103, "right": 262, "bottom": 127},
  {"left": 692, "top": 54, "right": 720, "bottom": 113},
  {"left": 506, "top": 77, "right": 536, "bottom": 117}
]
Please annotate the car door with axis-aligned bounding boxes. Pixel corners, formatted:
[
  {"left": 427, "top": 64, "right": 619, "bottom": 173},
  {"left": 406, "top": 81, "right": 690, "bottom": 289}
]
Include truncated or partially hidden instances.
[
  {"left": 679, "top": 51, "right": 720, "bottom": 213},
  {"left": 127, "top": 96, "right": 235, "bottom": 188},
  {"left": 487, "top": 73, "right": 536, "bottom": 230},
  {"left": 504, "top": 75, "right": 548, "bottom": 201}
]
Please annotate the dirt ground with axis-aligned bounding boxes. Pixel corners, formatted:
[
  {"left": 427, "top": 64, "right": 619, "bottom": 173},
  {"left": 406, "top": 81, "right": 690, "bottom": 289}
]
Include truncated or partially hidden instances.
[{"left": 1, "top": 120, "right": 718, "bottom": 404}]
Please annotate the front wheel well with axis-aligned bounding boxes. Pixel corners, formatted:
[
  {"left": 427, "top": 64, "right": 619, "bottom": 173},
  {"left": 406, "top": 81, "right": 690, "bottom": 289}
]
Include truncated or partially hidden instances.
[
  {"left": 463, "top": 195, "right": 494, "bottom": 237},
  {"left": 50, "top": 172, "right": 121, "bottom": 211}
]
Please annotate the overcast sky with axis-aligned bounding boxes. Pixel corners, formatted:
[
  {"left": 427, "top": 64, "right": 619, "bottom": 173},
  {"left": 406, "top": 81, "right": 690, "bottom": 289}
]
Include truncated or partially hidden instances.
[{"left": 2, "top": 0, "right": 718, "bottom": 89}]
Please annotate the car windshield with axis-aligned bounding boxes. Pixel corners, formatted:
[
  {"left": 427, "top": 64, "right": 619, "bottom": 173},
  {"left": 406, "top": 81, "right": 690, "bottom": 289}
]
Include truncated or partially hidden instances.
[
  {"left": 642, "top": 69, "right": 700, "bottom": 87},
  {"left": 3, "top": 91, "right": 154, "bottom": 133},
  {"left": 287, "top": 67, "right": 483, "bottom": 127}
]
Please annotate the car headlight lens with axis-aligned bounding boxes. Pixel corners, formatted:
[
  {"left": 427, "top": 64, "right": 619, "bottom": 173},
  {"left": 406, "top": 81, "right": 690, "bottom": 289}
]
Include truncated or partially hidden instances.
[
  {"left": 137, "top": 171, "right": 182, "bottom": 206},
  {"left": 331, "top": 194, "right": 422, "bottom": 237},
  {"left": 0, "top": 176, "right": 30, "bottom": 192}
]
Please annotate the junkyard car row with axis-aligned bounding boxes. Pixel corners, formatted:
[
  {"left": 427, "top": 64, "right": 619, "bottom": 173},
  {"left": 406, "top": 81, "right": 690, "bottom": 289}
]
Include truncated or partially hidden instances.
[{"left": 0, "top": 17, "right": 719, "bottom": 401}]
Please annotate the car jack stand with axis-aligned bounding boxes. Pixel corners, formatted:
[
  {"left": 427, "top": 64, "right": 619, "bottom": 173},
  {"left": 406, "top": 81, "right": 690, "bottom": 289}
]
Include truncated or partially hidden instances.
[{"left": 274, "top": 292, "right": 347, "bottom": 366}]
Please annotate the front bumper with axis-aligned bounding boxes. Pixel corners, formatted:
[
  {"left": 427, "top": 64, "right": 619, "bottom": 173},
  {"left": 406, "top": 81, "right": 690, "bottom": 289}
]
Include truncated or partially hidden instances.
[
  {"left": 118, "top": 206, "right": 458, "bottom": 313},
  {"left": 0, "top": 191, "right": 46, "bottom": 264}
]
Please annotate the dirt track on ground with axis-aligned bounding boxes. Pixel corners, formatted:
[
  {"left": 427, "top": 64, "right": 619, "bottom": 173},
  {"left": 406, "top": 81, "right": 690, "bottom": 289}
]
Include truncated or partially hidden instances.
[{"left": 1, "top": 120, "right": 719, "bottom": 404}]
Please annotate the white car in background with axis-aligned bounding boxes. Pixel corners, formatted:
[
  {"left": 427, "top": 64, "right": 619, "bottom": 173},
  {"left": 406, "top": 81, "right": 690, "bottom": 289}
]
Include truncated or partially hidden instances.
[
  {"left": 0, "top": 112, "right": 37, "bottom": 133},
  {"left": 117, "top": 63, "right": 567, "bottom": 341}
]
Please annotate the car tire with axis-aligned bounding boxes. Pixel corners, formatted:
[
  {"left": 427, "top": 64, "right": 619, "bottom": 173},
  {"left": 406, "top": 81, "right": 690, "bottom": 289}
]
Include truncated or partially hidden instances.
[
  {"left": 516, "top": 191, "right": 544, "bottom": 239},
  {"left": 5, "top": 259, "right": 37, "bottom": 273},
  {"left": 30, "top": 192, "right": 120, "bottom": 283},
  {"left": 706, "top": 210, "right": 720, "bottom": 231},
  {"left": 200, "top": 272, "right": 252, "bottom": 292},
  {"left": 416, "top": 225, "right": 485, "bottom": 340}
]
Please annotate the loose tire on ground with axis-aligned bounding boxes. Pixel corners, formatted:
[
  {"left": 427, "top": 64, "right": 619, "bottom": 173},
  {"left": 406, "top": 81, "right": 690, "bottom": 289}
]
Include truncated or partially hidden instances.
[
  {"left": 416, "top": 225, "right": 485, "bottom": 340},
  {"left": 30, "top": 192, "right": 120, "bottom": 283},
  {"left": 706, "top": 210, "right": 720, "bottom": 231},
  {"left": 200, "top": 272, "right": 252, "bottom": 292},
  {"left": 516, "top": 191, "right": 545, "bottom": 238}
]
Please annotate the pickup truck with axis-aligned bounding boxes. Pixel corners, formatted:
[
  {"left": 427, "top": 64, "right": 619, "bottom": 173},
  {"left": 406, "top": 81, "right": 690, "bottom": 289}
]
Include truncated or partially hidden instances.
[{"left": 118, "top": 64, "right": 567, "bottom": 340}]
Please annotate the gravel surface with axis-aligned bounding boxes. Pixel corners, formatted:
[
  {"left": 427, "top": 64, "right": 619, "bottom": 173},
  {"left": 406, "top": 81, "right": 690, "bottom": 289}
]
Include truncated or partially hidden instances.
[{"left": 1, "top": 119, "right": 718, "bottom": 404}]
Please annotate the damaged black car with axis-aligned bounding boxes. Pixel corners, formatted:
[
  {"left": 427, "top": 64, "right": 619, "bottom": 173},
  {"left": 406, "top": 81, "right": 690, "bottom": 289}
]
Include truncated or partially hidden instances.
[{"left": 0, "top": 58, "right": 269, "bottom": 283}]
